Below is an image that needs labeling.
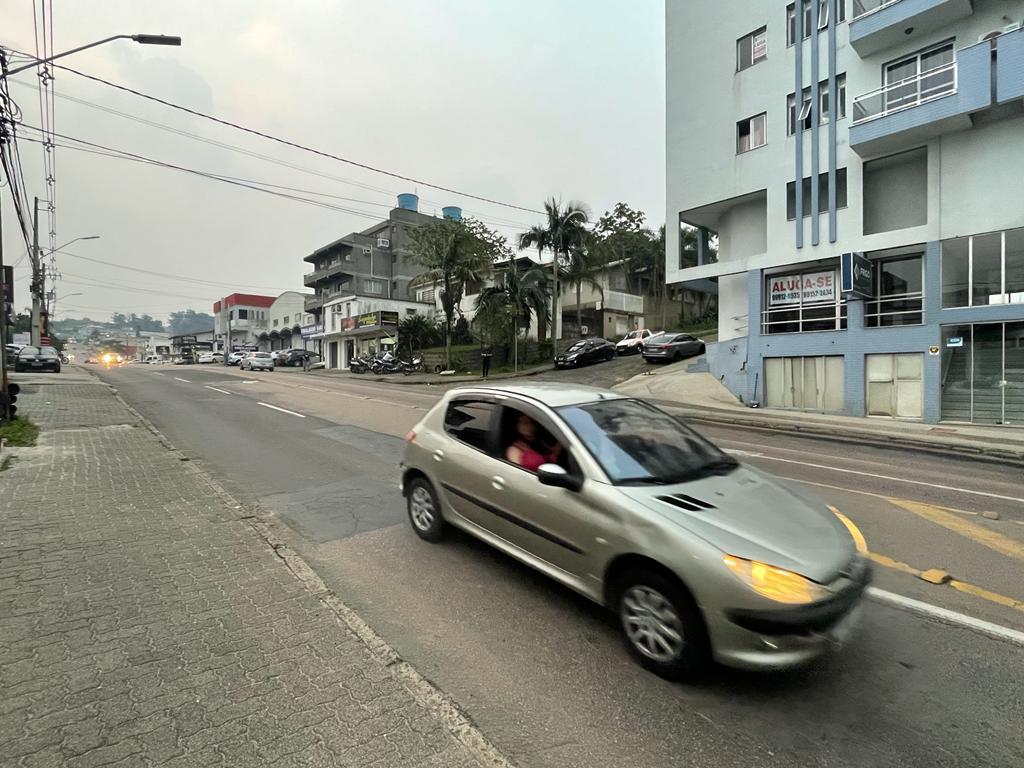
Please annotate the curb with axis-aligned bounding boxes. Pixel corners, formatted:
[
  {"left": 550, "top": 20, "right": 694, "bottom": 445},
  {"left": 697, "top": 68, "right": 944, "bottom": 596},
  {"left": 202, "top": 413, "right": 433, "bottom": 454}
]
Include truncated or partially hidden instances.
[
  {"left": 660, "top": 403, "right": 1024, "bottom": 467},
  {"left": 83, "top": 371, "right": 516, "bottom": 768}
]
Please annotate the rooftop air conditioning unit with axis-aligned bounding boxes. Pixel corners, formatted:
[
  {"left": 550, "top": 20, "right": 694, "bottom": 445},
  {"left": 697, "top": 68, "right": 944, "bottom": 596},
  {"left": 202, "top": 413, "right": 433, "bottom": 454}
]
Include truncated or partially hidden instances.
[{"left": 377, "top": 237, "right": 390, "bottom": 248}]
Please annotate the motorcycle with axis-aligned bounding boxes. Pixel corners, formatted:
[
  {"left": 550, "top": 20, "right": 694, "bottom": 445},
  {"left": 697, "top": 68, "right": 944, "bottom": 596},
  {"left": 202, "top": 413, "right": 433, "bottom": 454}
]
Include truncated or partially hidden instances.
[
  {"left": 398, "top": 356, "right": 424, "bottom": 375},
  {"left": 371, "top": 353, "right": 403, "bottom": 375},
  {"left": 349, "top": 355, "right": 373, "bottom": 374}
]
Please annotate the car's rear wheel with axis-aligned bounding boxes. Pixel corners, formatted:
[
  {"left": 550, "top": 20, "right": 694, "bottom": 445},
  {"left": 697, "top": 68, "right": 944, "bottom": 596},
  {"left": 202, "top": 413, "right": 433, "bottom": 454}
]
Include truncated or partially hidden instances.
[
  {"left": 406, "top": 477, "right": 445, "bottom": 542},
  {"left": 616, "top": 570, "right": 709, "bottom": 680}
]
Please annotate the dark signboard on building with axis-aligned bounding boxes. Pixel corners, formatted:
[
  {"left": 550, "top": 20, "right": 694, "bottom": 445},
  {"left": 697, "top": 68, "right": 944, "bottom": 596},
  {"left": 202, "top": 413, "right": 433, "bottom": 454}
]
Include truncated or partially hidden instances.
[
  {"left": 357, "top": 312, "right": 378, "bottom": 329},
  {"left": 380, "top": 311, "right": 399, "bottom": 326},
  {"left": 841, "top": 252, "right": 874, "bottom": 298}
]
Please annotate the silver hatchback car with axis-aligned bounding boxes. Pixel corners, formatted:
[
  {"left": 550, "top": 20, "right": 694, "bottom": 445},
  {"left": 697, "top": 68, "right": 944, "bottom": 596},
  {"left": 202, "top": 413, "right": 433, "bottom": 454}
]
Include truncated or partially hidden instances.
[{"left": 400, "top": 383, "right": 870, "bottom": 679}]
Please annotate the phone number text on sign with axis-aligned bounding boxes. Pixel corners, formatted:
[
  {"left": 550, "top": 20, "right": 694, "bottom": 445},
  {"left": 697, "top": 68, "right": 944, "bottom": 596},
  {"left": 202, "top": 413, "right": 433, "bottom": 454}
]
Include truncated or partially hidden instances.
[{"left": 769, "top": 270, "right": 836, "bottom": 306}]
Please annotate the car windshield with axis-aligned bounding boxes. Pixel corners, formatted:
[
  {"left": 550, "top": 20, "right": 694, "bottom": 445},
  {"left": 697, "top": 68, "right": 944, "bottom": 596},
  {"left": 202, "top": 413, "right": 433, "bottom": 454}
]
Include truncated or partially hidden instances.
[
  {"left": 39, "top": 348, "right": 59, "bottom": 357},
  {"left": 623, "top": 331, "right": 640, "bottom": 340},
  {"left": 19, "top": 346, "right": 40, "bottom": 355},
  {"left": 645, "top": 334, "right": 668, "bottom": 344},
  {"left": 567, "top": 341, "right": 588, "bottom": 352},
  {"left": 254, "top": 352, "right": 271, "bottom": 358},
  {"left": 557, "top": 398, "right": 738, "bottom": 485}
]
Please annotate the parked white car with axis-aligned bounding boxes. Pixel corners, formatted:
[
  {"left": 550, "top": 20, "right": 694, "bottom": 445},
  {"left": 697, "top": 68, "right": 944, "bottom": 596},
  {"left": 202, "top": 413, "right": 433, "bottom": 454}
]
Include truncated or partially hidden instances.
[
  {"left": 227, "top": 351, "right": 248, "bottom": 366},
  {"left": 615, "top": 329, "right": 654, "bottom": 355},
  {"left": 197, "top": 352, "right": 225, "bottom": 364},
  {"left": 240, "top": 351, "right": 274, "bottom": 371}
]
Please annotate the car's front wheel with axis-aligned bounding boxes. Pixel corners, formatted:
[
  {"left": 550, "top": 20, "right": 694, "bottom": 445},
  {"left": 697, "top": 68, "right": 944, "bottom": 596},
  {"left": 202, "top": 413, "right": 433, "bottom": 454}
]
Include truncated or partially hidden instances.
[
  {"left": 406, "top": 476, "right": 445, "bottom": 542},
  {"left": 616, "top": 570, "right": 709, "bottom": 681}
]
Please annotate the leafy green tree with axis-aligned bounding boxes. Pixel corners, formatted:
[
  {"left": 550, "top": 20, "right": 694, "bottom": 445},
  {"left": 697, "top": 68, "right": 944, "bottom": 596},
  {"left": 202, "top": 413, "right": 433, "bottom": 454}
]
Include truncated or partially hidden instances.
[
  {"left": 397, "top": 314, "right": 440, "bottom": 356},
  {"left": 409, "top": 217, "right": 505, "bottom": 368},
  {"left": 518, "top": 198, "right": 590, "bottom": 345},
  {"left": 475, "top": 263, "right": 550, "bottom": 371},
  {"left": 563, "top": 236, "right": 608, "bottom": 334}
]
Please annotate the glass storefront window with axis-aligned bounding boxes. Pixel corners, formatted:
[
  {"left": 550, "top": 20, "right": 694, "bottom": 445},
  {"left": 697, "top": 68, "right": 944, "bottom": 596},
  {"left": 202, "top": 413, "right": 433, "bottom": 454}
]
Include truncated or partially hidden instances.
[
  {"left": 762, "top": 267, "right": 847, "bottom": 334},
  {"left": 866, "top": 254, "right": 923, "bottom": 327},
  {"left": 942, "top": 228, "right": 1024, "bottom": 307},
  {"left": 941, "top": 237, "right": 969, "bottom": 307},
  {"left": 972, "top": 233, "right": 1003, "bottom": 307},
  {"left": 1006, "top": 229, "right": 1024, "bottom": 304}
]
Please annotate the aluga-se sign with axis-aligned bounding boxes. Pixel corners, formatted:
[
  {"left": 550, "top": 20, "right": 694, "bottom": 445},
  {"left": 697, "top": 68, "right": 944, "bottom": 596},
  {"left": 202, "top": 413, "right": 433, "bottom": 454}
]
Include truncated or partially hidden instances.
[{"left": 768, "top": 270, "right": 836, "bottom": 306}]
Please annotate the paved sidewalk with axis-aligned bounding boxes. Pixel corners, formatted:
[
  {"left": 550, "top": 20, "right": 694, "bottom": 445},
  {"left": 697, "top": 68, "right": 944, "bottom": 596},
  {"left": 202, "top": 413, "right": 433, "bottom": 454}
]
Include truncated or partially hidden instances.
[
  {"left": 614, "top": 365, "right": 1024, "bottom": 463},
  {"left": 0, "top": 377, "right": 508, "bottom": 767}
]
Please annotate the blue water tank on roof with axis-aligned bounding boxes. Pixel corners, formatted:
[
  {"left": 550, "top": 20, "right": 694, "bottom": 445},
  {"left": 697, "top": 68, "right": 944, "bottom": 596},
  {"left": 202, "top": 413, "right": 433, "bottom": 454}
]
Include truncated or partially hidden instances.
[
  {"left": 442, "top": 206, "right": 462, "bottom": 221},
  {"left": 397, "top": 193, "right": 419, "bottom": 212}
]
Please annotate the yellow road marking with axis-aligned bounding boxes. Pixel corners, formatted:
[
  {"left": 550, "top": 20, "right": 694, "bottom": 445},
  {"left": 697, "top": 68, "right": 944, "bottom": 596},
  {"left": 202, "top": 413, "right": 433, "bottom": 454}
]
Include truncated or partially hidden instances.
[
  {"left": 869, "top": 553, "right": 1024, "bottom": 615},
  {"left": 886, "top": 498, "right": 1024, "bottom": 562}
]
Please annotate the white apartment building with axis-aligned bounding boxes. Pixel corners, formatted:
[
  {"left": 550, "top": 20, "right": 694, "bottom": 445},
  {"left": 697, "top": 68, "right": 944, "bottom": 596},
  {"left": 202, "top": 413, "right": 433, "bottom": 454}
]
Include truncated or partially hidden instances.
[{"left": 667, "top": 0, "right": 1024, "bottom": 424}]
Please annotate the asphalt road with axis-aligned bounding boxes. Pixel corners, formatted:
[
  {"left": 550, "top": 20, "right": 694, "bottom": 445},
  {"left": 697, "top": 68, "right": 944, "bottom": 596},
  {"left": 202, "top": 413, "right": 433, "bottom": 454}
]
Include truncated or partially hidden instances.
[{"left": 92, "top": 362, "right": 1024, "bottom": 768}]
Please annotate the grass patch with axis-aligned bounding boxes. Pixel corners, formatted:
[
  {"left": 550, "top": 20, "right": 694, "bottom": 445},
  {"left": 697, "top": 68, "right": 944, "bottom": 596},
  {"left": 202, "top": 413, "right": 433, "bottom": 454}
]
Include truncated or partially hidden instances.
[{"left": 0, "top": 417, "right": 40, "bottom": 447}]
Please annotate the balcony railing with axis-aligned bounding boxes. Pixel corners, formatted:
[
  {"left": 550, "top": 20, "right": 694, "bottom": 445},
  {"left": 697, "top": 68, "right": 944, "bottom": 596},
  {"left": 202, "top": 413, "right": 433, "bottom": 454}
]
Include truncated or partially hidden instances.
[
  {"left": 852, "top": 61, "right": 956, "bottom": 124},
  {"left": 603, "top": 290, "right": 644, "bottom": 315},
  {"left": 853, "top": 0, "right": 902, "bottom": 19}
]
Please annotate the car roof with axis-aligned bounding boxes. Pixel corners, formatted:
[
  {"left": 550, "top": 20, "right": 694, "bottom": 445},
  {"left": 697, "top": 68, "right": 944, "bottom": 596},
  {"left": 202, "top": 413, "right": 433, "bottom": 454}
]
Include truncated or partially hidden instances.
[{"left": 452, "top": 381, "right": 627, "bottom": 408}]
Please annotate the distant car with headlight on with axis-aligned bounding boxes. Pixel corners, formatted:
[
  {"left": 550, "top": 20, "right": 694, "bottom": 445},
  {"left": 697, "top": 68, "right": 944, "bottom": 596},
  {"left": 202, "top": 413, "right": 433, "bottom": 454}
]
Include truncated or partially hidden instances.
[{"left": 400, "top": 383, "right": 870, "bottom": 679}]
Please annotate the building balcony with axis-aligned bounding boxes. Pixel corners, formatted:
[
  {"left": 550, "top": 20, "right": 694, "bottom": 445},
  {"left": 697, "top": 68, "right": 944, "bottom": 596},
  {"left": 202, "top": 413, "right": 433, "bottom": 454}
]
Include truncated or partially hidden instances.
[
  {"left": 600, "top": 290, "right": 644, "bottom": 315},
  {"left": 850, "top": 0, "right": 973, "bottom": 57},
  {"left": 849, "top": 42, "right": 991, "bottom": 156},
  {"left": 303, "top": 262, "right": 353, "bottom": 288},
  {"left": 996, "top": 27, "right": 1024, "bottom": 104},
  {"left": 304, "top": 294, "right": 324, "bottom": 312}
]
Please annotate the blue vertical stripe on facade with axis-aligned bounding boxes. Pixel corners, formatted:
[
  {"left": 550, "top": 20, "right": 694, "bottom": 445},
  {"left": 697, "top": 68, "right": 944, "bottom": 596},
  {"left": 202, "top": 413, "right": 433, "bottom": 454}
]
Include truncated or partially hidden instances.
[
  {"left": 827, "top": 0, "right": 838, "bottom": 244},
  {"left": 794, "top": 1, "right": 804, "bottom": 249},
  {"left": 810, "top": 13, "right": 820, "bottom": 247}
]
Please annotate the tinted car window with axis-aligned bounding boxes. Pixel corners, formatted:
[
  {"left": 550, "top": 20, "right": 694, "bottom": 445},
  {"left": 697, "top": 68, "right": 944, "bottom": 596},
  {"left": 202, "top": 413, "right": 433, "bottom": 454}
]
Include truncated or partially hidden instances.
[
  {"left": 567, "top": 341, "right": 588, "bottom": 352},
  {"left": 444, "top": 400, "right": 496, "bottom": 453},
  {"left": 558, "top": 399, "right": 737, "bottom": 485},
  {"left": 674, "top": 335, "right": 694, "bottom": 343},
  {"left": 254, "top": 352, "right": 272, "bottom": 358},
  {"left": 39, "top": 348, "right": 59, "bottom": 357}
]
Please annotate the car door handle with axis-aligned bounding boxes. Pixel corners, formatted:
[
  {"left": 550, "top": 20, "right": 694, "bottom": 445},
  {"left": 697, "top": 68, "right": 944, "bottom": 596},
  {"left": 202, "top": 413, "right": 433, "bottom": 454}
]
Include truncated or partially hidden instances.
[
  {"left": 433, "top": 449, "right": 444, "bottom": 462},
  {"left": 491, "top": 475, "right": 506, "bottom": 491}
]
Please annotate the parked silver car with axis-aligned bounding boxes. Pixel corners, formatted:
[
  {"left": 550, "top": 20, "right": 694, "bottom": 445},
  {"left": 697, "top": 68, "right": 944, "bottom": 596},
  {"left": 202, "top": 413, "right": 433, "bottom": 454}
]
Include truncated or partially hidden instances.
[
  {"left": 240, "top": 351, "right": 274, "bottom": 371},
  {"left": 400, "top": 383, "right": 869, "bottom": 679},
  {"left": 642, "top": 332, "right": 705, "bottom": 363}
]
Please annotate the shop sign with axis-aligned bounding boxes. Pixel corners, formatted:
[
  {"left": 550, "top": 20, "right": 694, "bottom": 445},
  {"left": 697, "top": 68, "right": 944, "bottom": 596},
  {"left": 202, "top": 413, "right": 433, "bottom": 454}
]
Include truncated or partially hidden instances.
[
  {"left": 380, "top": 311, "right": 399, "bottom": 326},
  {"left": 341, "top": 317, "right": 356, "bottom": 331},
  {"left": 300, "top": 323, "right": 323, "bottom": 339},
  {"left": 946, "top": 337, "right": 964, "bottom": 348},
  {"left": 768, "top": 270, "right": 836, "bottom": 306},
  {"left": 357, "top": 312, "right": 379, "bottom": 329},
  {"left": 841, "top": 252, "right": 874, "bottom": 298}
]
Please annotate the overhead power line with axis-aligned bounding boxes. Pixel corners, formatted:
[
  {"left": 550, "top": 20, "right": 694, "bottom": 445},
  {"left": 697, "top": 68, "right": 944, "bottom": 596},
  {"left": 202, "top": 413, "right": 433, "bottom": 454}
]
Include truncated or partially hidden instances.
[{"left": 13, "top": 53, "right": 543, "bottom": 215}]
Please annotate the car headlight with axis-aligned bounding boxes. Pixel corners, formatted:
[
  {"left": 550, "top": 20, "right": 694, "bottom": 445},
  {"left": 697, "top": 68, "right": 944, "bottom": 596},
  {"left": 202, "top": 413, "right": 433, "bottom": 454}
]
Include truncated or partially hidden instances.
[
  {"left": 722, "top": 555, "right": 830, "bottom": 605},
  {"left": 830, "top": 507, "right": 868, "bottom": 554}
]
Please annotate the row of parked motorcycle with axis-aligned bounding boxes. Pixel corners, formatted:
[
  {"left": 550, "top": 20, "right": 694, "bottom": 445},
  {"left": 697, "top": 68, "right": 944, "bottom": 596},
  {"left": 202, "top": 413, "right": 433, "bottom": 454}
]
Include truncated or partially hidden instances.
[{"left": 348, "top": 351, "right": 424, "bottom": 375}]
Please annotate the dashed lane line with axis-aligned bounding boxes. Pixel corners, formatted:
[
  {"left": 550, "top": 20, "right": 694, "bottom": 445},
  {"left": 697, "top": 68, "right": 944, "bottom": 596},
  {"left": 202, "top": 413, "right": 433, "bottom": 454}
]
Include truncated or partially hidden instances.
[
  {"left": 867, "top": 588, "right": 1024, "bottom": 647},
  {"left": 173, "top": 377, "right": 191, "bottom": 383},
  {"left": 729, "top": 451, "right": 1024, "bottom": 504},
  {"left": 204, "top": 386, "right": 233, "bottom": 395},
  {"left": 257, "top": 402, "right": 306, "bottom": 419}
]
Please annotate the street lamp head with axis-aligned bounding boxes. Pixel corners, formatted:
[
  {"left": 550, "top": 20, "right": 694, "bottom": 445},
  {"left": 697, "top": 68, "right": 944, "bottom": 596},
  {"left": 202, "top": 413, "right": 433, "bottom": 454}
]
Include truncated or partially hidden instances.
[
  {"left": 132, "top": 34, "right": 182, "bottom": 46},
  {"left": 80, "top": 236, "right": 101, "bottom": 241}
]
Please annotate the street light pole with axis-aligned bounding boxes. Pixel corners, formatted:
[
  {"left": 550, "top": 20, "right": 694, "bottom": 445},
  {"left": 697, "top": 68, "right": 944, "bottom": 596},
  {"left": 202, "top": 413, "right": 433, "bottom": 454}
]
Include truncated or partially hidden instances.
[
  {"left": 31, "top": 198, "right": 41, "bottom": 346},
  {"left": 2, "top": 34, "right": 182, "bottom": 77}
]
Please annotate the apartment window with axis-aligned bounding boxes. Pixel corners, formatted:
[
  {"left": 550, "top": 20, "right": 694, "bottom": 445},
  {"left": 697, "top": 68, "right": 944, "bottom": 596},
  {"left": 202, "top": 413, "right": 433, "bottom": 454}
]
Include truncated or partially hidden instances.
[
  {"left": 737, "top": 27, "right": 767, "bottom": 71},
  {"left": 737, "top": 113, "right": 767, "bottom": 153},
  {"left": 786, "top": 168, "right": 847, "bottom": 219},
  {"left": 406, "top": 308, "right": 417, "bottom": 316},
  {"left": 237, "top": 309, "right": 249, "bottom": 320},
  {"left": 345, "top": 302, "right": 352, "bottom": 317},
  {"left": 866, "top": 254, "right": 924, "bottom": 327},
  {"left": 365, "top": 279, "right": 384, "bottom": 295},
  {"left": 788, "top": 1, "right": 845, "bottom": 44},
  {"left": 273, "top": 319, "right": 279, "bottom": 327},
  {"left": 763, "top": 266, "right": 847, "bottom": 334},
  {"left": 883, "top": 42, "right": 955, "bottom": 114},
  {"left": 788, "top": 74, "right": 845, "bottom": 134},
  {"left": 417, "top": 288, "right": 435, "bottom": 303}
]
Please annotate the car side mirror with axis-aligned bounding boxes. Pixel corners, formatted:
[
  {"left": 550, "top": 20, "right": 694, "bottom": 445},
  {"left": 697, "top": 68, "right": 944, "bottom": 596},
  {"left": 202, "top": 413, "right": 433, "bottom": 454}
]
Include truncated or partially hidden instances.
[{"left": 537, "top": 463, "right": 583, "bottom": 492}]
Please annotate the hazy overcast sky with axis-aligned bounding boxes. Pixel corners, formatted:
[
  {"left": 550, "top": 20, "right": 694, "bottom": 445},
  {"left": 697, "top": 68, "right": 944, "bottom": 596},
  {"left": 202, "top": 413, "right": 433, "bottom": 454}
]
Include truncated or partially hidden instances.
[{"left": 1, "top": 1, "right": 664, "bottom": 322}]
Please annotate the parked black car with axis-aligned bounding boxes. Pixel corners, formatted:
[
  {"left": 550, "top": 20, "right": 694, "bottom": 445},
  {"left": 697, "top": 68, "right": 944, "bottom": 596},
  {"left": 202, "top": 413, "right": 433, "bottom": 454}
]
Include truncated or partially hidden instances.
[
  {"left": 554, "top": 338, "right": 616, "bottom": 368},
  {"left": 284, "top": 349, "right": 320, "bottom": 367},
  {"left": 14, "top": 345, "right": 61, "bottom": 373},
  {"left": 642, "top": 333, "right": 705, "bottom": 363}
]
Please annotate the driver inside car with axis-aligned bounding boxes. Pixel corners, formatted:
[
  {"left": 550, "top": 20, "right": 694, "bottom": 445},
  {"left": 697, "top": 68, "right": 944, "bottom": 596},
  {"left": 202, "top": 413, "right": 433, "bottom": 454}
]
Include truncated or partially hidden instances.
[{"left": 505, "top": 412, "right": 564, "bottom": 472}]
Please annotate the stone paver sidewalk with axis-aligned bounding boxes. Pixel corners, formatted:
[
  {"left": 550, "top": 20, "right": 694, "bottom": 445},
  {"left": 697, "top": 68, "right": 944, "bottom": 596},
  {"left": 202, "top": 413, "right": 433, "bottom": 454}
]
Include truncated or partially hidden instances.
[{"left": 0, "top": 378, "right": 507, "bottom": 767}]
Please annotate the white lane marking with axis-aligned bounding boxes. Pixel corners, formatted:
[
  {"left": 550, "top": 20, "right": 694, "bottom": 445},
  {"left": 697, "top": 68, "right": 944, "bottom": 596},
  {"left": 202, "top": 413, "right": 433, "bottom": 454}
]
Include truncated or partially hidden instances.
[
  {"left": 774, "top": 475, "right": 982, "bottom": 517},
  {"left": 867, "top": 587, "right": 1024, "bottom": 648},
  {"left": 733, "top": 453, "right": 1024, "bottom": 504},
  {"left": 257, "top": 402, "right": 306, "bottom": 419},
  {"left": 173, "top": 377, "right": 191, "bottom": 383},
  {"left": 152, "top": 372, "right": 165, "bottom": 377},
  {"left": 204, "top": 386, "right": 232, "bottom": 395}
]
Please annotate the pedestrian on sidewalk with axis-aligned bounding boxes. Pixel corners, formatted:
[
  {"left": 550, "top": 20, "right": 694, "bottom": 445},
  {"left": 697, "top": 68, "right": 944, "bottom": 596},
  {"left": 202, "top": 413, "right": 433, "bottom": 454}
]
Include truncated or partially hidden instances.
[{"left": 481, "top": 344, "right": 493, "bottom": 378}]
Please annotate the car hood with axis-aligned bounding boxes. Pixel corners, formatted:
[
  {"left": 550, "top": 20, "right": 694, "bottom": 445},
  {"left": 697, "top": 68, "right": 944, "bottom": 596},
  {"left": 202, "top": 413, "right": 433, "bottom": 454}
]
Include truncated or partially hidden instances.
[
  {"left": 616, "top": 338, "right": 639, "bottom": 347},
  {"left": 621, "top": 465, "right": 853, "bottom": 583}
]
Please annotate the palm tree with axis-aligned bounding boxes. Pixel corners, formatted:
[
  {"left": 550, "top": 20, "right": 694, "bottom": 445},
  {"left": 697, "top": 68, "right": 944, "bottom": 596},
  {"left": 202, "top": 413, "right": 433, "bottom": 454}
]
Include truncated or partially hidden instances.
[
  {"left": 475, "top": 262, "right": 551, "bottom": 371},
  {"left": 563, "top": 240, "right": 607, "bottom": 335},
  {"left": 409, "top": 218, "right": 496, "bottom": 369},
  {"left": 518, "top": 198, "right": 590, "bottom": 348}
]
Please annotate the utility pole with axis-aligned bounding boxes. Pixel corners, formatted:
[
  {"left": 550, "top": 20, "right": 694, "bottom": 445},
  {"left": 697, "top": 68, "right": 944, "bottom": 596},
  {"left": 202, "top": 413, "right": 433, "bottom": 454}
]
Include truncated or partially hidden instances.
[
  {"left": 0, "top": 177, "right": 9, "bottom": 420},
  {"left": 30, "top": 197, "right": 42, "bottom": 347}
]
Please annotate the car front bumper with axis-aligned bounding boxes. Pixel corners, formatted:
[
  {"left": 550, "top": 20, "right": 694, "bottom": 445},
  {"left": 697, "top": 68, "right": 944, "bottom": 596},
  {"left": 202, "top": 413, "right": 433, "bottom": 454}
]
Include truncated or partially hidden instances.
[
  {"left": 708, "top": 559, "right": 871, "bottom": 671},
  {"left": 554, "top": 358, "right": 579, "bottom": 368}
]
